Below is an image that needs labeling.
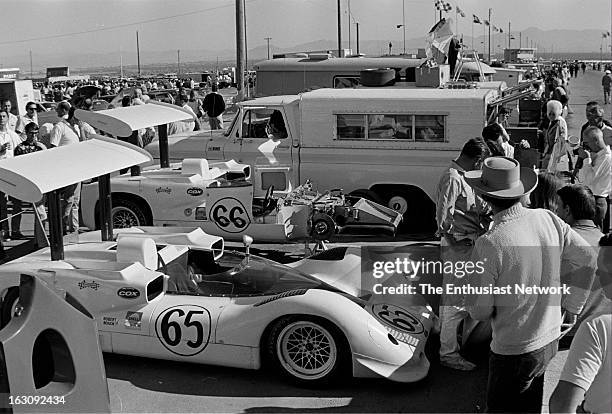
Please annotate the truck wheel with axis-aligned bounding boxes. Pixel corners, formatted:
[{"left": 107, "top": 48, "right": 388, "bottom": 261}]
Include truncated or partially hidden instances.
[
  {"left": 387, "top": 192, "right": 410, "bottom": 215},
  {"left": 267, "top": 317, "right": 347, "bottom": 386},
  {"left": 112, "top": 199, "right": 150, "bottom": 228}
]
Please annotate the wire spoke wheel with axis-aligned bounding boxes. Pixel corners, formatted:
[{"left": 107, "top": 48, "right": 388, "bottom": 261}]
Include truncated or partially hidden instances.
[
  {"left": 112, "top": 206, "right": 141, "bottom": 228},
  {"left": 276, "top": 321, "right": 337, "bottom": 381}
]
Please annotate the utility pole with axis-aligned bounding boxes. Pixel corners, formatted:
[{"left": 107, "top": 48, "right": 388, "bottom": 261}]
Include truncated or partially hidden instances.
[
  {"left": 347, "top": 0, "right": 351, "bottom": 54},
  {"left": 508, "top": 22, "right": 511, "bottom": 48},
  {"left": 337, "top": 0, "right": 342, "bottom": 57},
  {"left": 120, "top": 45, "right": 124, "bottom": 79},
  {"left": 235, "top": 0, "right": 246, "bottom": 101},
  {"left": 29, "top": 50, "right": 33, "bottom": 79},
  {"left": 136, "top": 30, "right": 141, "bottom": 76},
  {"left": 177, "top": 49, "right": 180, "bottom": 76},
  {"left": 402, "top": 0, "right": 406, "bottom": 54},
  {"left": 264, "top": 37, "right": 272, "bottom": 59},
  {"left": 356, "top": 22, "right": 360, "bottom": 55},
  {"left": 487, "top": 8, "right": 491, "bottom": 62},
  {"left": 519, "top": 32, "right": 522, "bottom": 48}
]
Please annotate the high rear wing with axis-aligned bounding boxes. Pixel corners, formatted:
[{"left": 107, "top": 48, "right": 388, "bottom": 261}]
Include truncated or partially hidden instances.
[
  {"left": 75, "top": 101, "right": 195, "bottom": 137},
  {"left": 0, "top": 136, "right": 152, "bottom": 203}
]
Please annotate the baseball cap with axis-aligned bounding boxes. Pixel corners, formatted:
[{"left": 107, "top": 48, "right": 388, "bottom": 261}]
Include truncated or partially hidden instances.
[{"left": 606, "top": 70, "right": 611, "bottom": 74}]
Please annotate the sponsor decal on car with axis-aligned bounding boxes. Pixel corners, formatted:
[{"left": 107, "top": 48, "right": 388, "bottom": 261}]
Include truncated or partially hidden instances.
[
  {"left": 186, "top": 187, "right": 204, "bottom": 196},
  {"left": 210, "top": 197, "right": 250, "bottom": 233},
  {"left": 117, "top": 287, "right": 140, "bottom": 299},
  {"left": 103, "top": 316, "right": 118, "bottom": 326},
  {"left": 78, "top": 280, "right": 100, "bottom": 290},
  {"left": 154, "top": 305, "right": 211, "bottom": 356},
  {"left": 156, "top": 186, "right": 172, "bottom": 194},
  {"left": 371, "top": 303, "right": 424, "bottom": 335},
  {"left": 125, "top": 311, "right": 143, "bottom": 330},
  {"left": 209, "top": 146, "right": 221, "bottom": 152}
]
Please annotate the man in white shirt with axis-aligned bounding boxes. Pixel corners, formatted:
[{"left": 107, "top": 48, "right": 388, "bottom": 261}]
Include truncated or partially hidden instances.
[
  {"left": 15, "top": 101, "right": 39, "bottom": 137},
  {"left": 0, "top": 109, "right": 23, "bottom": 241},
  {"left": 1, "top": 99, "right": 18, "bottom": 132},
  {"left": 550, "top": 233, "right": 612, "bottom": 414},
  {"left": 49, "top": 101, "right": 81, "bottom": 233},
  {"left": 577, "top": 126, "right": 611, "bottom": 232}
]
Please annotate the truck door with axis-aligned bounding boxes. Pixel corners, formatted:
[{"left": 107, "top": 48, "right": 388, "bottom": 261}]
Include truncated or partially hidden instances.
[{"left": 224, "top": 106, "right": 293, "bottom": 198}]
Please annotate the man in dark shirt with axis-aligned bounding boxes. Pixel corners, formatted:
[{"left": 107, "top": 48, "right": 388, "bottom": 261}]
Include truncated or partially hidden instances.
[
  {"left": 10, "top": 122, "right": 47, "bottom": 240},
  {"left": 202, "top": 83, "right": 226, "bottom": 130}
]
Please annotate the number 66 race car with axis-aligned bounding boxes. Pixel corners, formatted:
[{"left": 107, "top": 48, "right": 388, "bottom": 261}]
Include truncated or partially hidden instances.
[
  {"left": 76, "top": 104, "right": 402, "bottom": 242},
  {"left": 0, "top": 131, "right": 436, "bottom": 386}
]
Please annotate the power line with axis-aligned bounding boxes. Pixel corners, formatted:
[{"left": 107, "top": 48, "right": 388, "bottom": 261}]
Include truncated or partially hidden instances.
[{"left": 0, "top": 0, "right": 260, "bottom": 46}]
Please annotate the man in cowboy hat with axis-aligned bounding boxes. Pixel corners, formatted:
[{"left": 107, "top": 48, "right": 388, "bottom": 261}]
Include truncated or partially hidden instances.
[{"left": 464, "top": 156, "right": 597, "bottom": 413}]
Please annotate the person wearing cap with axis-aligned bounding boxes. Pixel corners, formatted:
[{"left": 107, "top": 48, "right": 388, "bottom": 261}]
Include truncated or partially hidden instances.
[
  {"left": 602, "top": 70, "right": 612, "bottom": 104},
  {"left": 464, "top": 157, "right": 597, "bottom": 413},
  {"left": 435, "top": 137, "right": 492, "bottom": 371},
  {"left": 576, "top": 126, "right": 611, "bottom": 232},
  {"left": 10, "top": 122, "right": 47, "bottom": 240},
  {"left": 202, "top": 83, "right": 226, "bottom": 130}
]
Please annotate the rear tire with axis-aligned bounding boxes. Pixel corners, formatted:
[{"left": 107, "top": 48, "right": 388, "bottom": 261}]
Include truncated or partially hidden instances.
[
  {"left": 112, "top": 198, "right": 150, "bottom": 228},
  {"left": 266, "top": 317, "right": 348, "bottom": 386}
]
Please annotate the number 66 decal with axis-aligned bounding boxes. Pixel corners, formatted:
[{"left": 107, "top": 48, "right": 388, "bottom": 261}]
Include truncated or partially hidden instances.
[
  {"left": 155, "top": 305, "right": 211, "bottom": 356},
  {"left": 210, "top": 197, "right": 251, "bottom": 233},
  {"left": 372, "top": 303, "right": 424, "bottom": 335}
]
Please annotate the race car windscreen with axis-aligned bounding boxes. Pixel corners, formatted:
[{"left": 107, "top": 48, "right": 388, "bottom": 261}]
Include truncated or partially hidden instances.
[{"left": 164, "top": 250, "right": 341, "bottom": 297}]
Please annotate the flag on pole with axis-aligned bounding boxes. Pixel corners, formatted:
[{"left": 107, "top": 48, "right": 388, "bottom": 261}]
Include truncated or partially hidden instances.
[
  {"left": 603, "top": 32, "right": 608, "bottom": 38},
  {"left": 435, "top": 0, "right": 453, "bottom": 12},
  {"left": 484, "top": 20, "right": 490, "bottom": 26},
  {"left": 493, "top": 25, "right": 498, "bottom": 32},
  {"left": 473, "top": 14, "right": 482, "bottom": 24},
  {"left": 426, "top": 18, "right": 455, "bottom": 64},
  {"left": 456, "top": 6, "right": 466, "bottom": 17},
  {"left": 499, "top": 28, "right": 503, "bottom": 33}
]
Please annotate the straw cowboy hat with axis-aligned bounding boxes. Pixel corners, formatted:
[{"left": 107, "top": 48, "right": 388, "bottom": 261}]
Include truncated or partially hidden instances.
[{"left": 465, "top": 157, "right": 537, "bottom": 199}]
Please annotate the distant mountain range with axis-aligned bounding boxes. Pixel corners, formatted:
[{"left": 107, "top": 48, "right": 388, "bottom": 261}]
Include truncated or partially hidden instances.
[{"left": 4, "top": 27, "right": 610, "bottom": 77}]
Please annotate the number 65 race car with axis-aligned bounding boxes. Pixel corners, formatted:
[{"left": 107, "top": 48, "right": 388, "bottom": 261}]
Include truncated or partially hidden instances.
[{"left": 0, "top": 131, "right": 436, "bottom": 386}]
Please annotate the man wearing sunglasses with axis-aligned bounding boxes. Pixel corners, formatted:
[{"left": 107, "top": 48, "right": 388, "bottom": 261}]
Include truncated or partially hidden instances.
[{"left": 15, "top": 101, "right": 39, "bottom": 137}]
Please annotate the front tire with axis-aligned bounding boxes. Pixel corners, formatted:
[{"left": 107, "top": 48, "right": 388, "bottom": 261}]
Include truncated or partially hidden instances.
[
  {"left": 267, "top": 317, "right": 347, "bottom": 386},
  {"left": 111, "top": 198, "right": 150, "bottom": 228}
]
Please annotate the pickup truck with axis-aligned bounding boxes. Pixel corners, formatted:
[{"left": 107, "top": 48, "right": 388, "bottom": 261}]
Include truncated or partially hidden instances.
[{"left": 146, "top": 87, "right": 500, "bottom": 233}]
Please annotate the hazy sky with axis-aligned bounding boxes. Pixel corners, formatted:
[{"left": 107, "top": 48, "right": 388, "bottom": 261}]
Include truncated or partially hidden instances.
[{"left": 0, "top": 0, "right": 610, "bottom": 57}]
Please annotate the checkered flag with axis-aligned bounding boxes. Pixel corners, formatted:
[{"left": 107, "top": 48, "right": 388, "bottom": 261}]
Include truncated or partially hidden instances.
[
  {"left": 435, "top": 0, "right": 453, "bottom": 12},
  {"left": 473, "top": 14, "right": 482, "bottom": 24}
]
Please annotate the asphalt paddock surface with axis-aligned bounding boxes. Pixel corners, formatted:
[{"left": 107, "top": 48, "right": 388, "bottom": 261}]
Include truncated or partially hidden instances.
[{"left": 2, "top": 69, "right": 607, "bottom": 412}]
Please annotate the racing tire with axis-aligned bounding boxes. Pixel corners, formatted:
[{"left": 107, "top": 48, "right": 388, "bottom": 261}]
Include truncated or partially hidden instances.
[
  {"left": 1, "top": 287, "right": 19, "bottom": 329},
  {"left": 111, "top": 198, "right": 150, "bottom": 228},
  {"left": 266, "top": 317, "right": 349, "bottom": 386}
]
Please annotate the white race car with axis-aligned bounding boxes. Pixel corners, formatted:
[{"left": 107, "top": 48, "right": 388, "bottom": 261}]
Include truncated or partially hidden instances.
[
  {"left": 0, "top": 132, "right": 436, "bottom": 386},
  {"left": 77, "top": 105, "right": 401, "bottom": 242}
]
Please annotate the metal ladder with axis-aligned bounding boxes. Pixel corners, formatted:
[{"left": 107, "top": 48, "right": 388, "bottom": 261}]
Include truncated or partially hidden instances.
[{"left": 452, "top": 50, "right": 485, "bottom": 82}]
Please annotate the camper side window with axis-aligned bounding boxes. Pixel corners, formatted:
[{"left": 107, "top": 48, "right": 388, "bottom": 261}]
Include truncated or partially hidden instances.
[
  {"left": 367, "top": 114, "right": 412, "bottom": 140},
  {"left": 336, "top": 114, "right": 366, "bottom": 139},
  {"left": 333, "top": 76, "right": 360, "bottom": 89},
  {"left": 414, "top": 115, "right": 445, "bottom": 142}
]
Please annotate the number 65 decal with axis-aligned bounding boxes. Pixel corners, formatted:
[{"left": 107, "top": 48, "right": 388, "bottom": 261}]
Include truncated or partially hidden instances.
[{"left": 155, "top": 305, "right": 211, "bottom": 356}]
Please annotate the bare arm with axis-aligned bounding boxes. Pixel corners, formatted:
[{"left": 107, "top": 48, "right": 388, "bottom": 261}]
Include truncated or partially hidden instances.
[{"left": 549, "top": 380, "right": 585, "bottom": 413}]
